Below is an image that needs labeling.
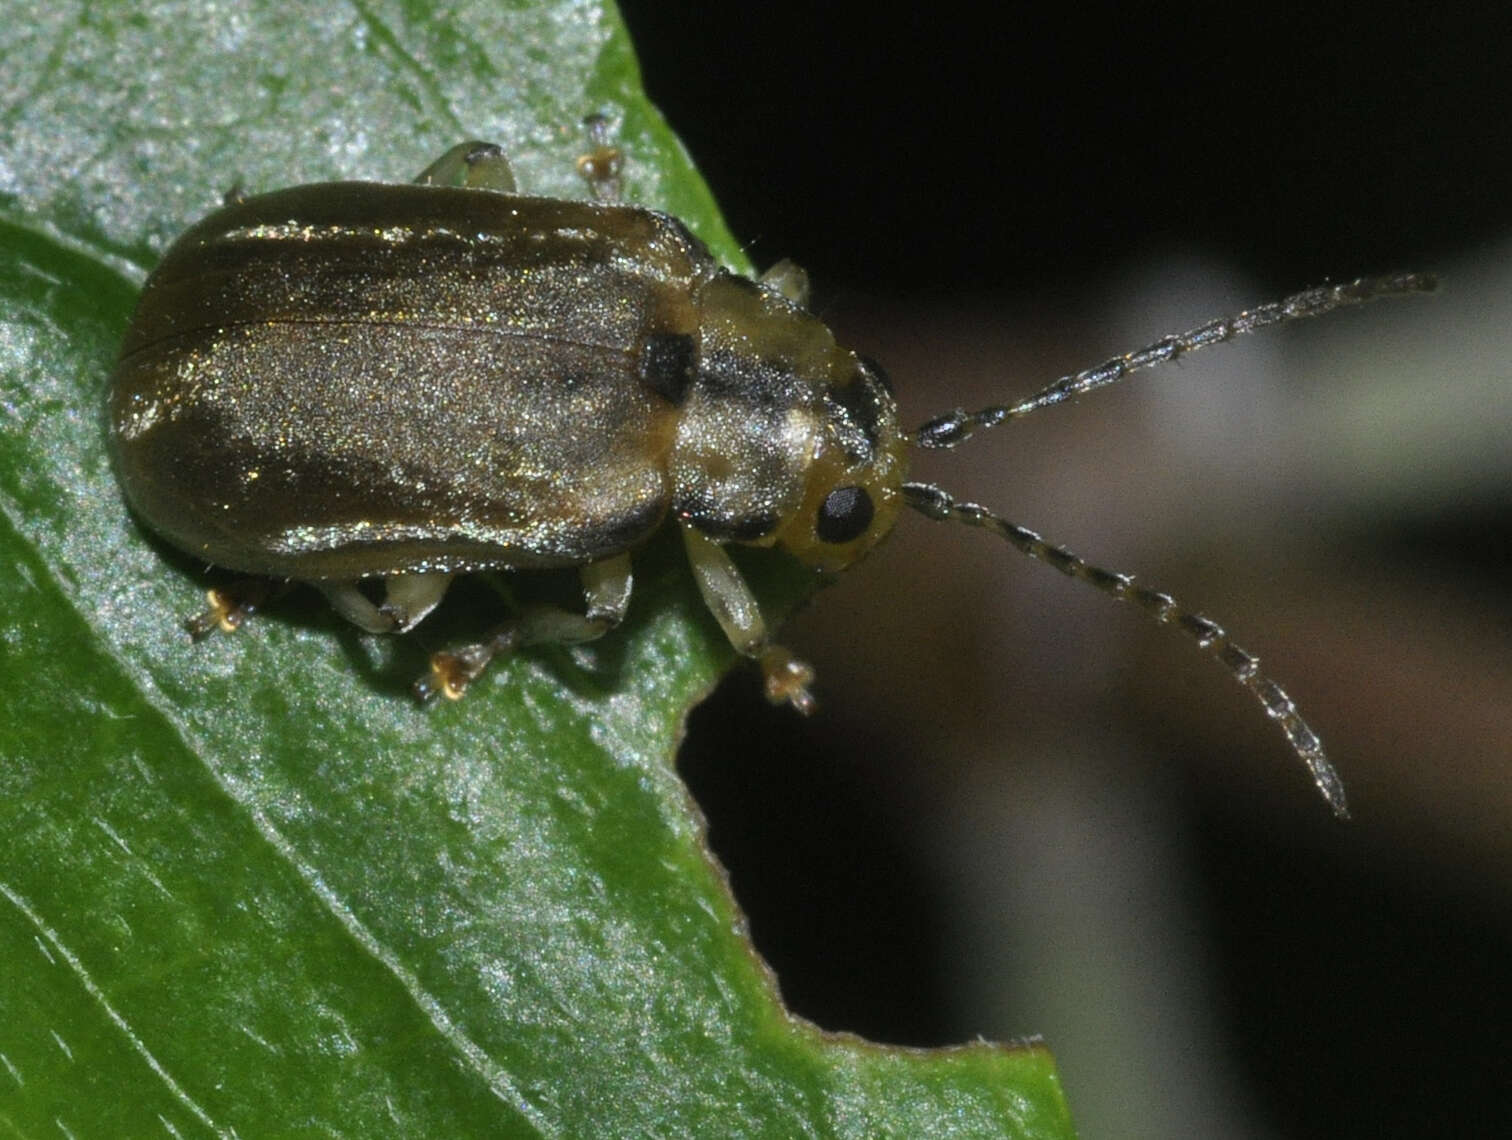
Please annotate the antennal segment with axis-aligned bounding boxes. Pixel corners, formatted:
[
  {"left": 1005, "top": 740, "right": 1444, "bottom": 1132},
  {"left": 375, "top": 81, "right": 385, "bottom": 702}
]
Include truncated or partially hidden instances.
[
  {"left": 901, "top": 481, "right": 1350, "bottom": 818},
  {"left": 914, "top": 271, "right": 1437, "bottom": 450}
]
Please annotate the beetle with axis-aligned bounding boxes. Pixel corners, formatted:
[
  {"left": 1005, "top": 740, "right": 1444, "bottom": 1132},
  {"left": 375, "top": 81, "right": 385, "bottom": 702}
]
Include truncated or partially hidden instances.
[{"left": 109, "top": 121, "right": 1434, "bottom": 817}]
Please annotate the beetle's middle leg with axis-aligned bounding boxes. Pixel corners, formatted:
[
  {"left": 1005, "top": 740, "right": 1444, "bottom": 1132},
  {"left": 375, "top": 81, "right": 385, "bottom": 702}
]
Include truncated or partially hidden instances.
[
  {"left": 317, "top": 572, "right": 454, "bottom": 634},
  {"left": 414, "top": 554, "right": 634, "bottom": 702}
]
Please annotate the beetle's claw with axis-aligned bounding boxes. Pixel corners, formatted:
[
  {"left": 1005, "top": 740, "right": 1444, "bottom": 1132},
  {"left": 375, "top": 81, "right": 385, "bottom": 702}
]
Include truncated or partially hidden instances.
[
  {"left": 413, "top": 654, "right": 463, "bottom": 702},
  {"left": 185, "top": 583, "right": 270, "bottom": 640},
  {"left": 759, "top": 646, "right": 817, "bottom": 716},
  {"left": 185, "top": 589, "right": 238, "bottom": 639},
  {"left": 416, "top": 647, "right": 485, "bottom": 702},
  {"left": 417, "top": 647, "right": 474, "bottom": 701}
]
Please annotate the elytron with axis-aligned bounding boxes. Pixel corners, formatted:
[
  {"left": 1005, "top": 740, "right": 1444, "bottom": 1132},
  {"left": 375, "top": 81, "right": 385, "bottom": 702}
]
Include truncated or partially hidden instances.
[{"left": 109, "top": 120, "right": 1434, "bottom": 816}]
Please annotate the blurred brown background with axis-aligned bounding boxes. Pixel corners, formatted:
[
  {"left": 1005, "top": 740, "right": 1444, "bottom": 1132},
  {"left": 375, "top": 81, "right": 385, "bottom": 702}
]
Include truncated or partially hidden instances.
[{"left": 619, "top": 3, "right": 1512, "bottom": 1136}]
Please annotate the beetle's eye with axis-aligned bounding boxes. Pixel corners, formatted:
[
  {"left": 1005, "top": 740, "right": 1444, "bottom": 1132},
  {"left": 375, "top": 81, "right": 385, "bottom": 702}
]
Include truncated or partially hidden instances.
[{"left": 815, "top": 485, "right": 874, "bottom": 544}]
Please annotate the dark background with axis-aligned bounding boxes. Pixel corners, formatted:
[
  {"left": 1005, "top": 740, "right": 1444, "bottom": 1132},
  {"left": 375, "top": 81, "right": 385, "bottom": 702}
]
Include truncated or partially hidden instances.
[
  {"left": 617, "top": 4, "right": 1511, "bottom": 1138},
  {"left": 620, "top": 4, "right": 1494, "bottom": 294}
]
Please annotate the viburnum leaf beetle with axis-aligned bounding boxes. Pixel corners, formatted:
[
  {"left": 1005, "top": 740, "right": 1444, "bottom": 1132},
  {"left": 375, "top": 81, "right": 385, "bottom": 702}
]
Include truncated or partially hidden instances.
[{"left": 109, "top": 118, "right": 1435, "bottom": 818}]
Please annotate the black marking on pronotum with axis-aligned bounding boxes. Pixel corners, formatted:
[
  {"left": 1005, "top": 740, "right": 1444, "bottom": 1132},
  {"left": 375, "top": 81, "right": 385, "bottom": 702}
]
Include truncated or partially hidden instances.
[{"left": 639, "top": 331, "right": 697, "bottom": 404}]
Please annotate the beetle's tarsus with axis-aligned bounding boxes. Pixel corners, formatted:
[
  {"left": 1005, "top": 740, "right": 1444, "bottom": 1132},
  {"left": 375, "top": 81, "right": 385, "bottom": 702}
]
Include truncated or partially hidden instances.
[
  {"left": 184, "top": 581, "right": 274, "bottom": 640},
  {"left": 576, "top": 113, "right": 623, "bottom": 202},
  {"left": 759, "top": 259, "right": 812, "bottom": 309},
  {"left": 760, "top": 646, "right": 817, "bottom": 715},
  {"left": 415, "top": 647, "right": 490, "bottom": 702},
  {"left": 412, "top": 599, "right": 627, "bottom": 703},
  {"left": 185, "top": 588, "right": 240, "bottom": 639}
]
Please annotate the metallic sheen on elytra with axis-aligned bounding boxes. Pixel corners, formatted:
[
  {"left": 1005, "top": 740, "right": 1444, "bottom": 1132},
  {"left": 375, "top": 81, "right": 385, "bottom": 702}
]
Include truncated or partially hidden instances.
[{"left": 112, "top": 182, "right": 901, "bottom": 579}]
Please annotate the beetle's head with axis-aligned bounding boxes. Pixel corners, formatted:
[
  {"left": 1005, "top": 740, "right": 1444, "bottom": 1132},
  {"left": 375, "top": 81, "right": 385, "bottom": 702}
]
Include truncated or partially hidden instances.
[
  {"left": 770, "top": 352, "right": 908, "bottom": 572},
  {"left": 672, "top": 273, "right": 908, "bottom": 573}
]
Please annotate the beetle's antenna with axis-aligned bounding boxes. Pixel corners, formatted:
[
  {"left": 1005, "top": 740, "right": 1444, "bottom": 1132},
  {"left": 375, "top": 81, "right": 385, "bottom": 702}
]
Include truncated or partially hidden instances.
[
  {"left": 902, "top": 481, "right": 1349, "bottom": 818},
  {"left": 914, "top": 271, "right": 1437, "bottom": 449}
]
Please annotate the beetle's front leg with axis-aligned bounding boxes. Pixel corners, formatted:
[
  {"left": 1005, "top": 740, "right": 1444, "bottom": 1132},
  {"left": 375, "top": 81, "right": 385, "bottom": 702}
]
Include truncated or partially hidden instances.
[
  {"left": 415, "top": 554, "right": 634, "bottom": 702},
  {"left": 680, "top": 525, "right": 816, "bottom": 715},
  {"left": 414, "top": 141, "right": 517, "bottom": 192}
]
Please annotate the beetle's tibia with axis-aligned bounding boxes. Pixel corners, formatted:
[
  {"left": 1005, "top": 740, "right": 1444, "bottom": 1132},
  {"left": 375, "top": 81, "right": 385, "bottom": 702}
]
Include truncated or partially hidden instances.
[
  {"left": 760, "top": 646, "right": 817, "bottom": 716},
  {"left": 381, "top": 573, "right": 454, "bottom": 633},
  {"left": 902, "top": 481, "right": 1350, "bottom": 818},
  {"left": 681, "top": 524, "right": 817, "bottom": 711},
  {"left": 914, "top": 271, "right": 1438, "bottom": 449}
]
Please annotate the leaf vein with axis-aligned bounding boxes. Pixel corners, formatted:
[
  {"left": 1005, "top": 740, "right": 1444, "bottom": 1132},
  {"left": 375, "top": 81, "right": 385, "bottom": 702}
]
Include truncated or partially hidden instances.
[
  {"left": 214, "top": 800, "right": 557, "bottom": 1137},
  {"left": 0, "top": 881, "right": 232, "bottom": 1139},
  {"left": 345, "top": 0, "right": 467, "bottom": 136}
]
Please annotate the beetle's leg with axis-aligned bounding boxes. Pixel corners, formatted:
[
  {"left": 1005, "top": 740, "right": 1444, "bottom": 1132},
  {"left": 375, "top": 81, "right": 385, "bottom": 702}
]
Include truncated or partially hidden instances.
[
  {"left": 575, "top": 113, "right": 623, "bottom": 202},
  {"left": 317, "top": 582, "right": 397, "bottom": 633},
  {"left": 581, "top": 552, "right": 634, "bottom": 627},
  {"left": 315, "top": 573, "right": 453, "bottom": 635},
  {"left": 381, "top": 573, "right": 454, "bottom": 631},
  {"left": 415, "top": 554, "right": 634, "bottom": 702},
  {"left": 185, "top": 578, "right": 283, "bottom": 639},
  {"left": 413, "top": 141, "right": 517, "bottom": 192},
  {"left": 759, "top": 259, "right": 812, "bottom": 309},
  {"left": 680, "top": 524, "right": 816, "bottom": 715}
]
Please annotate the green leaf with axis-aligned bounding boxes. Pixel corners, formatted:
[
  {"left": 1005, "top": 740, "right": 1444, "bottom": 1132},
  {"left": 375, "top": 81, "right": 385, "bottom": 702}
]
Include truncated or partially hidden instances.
[{"left": 0, "top": 2, "right": 1075, "bottom": 1135}]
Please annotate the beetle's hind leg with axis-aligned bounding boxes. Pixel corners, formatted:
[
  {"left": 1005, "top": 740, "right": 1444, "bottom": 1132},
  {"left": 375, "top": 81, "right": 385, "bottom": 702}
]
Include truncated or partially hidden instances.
[{"left": 414, "top": 554, "right": 633, "bottom": 702}]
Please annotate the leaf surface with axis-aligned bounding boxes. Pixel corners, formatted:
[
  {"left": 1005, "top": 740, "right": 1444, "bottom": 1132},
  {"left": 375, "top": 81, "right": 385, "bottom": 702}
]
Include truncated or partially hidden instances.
[{"left": 0, "top": 2, "right": 1074, "bottom": 1135}]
